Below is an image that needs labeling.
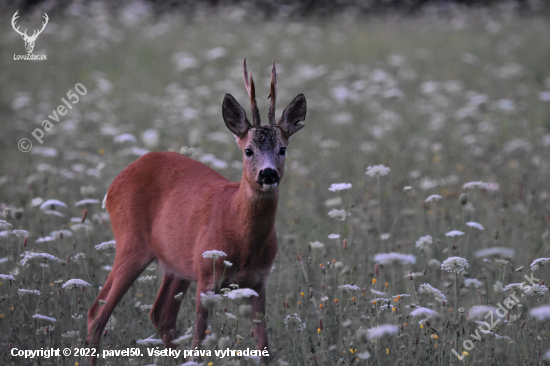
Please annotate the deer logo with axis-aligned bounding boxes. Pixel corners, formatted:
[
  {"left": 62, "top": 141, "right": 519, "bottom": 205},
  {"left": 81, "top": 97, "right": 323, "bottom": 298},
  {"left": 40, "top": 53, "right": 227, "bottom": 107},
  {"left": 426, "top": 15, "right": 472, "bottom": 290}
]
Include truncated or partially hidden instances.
[{"left": 12, "top": 11, "right": 49, "bottom": 54}]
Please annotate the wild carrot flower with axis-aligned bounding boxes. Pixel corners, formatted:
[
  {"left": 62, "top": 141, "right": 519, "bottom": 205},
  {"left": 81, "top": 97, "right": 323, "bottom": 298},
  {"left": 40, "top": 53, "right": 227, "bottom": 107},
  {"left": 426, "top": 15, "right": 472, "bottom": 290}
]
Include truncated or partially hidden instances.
[
  {"left": 425, "top": 195, "right": 442, "bottom": 203},
  {"left": 327, "top": 209, "right": 348, "bottom": 221},
  {"left": 418, "top": 283, "right": 446, "bottom": 301},
  {"left": 32, "top": 314, "right": 57, "bottom": 323},
  {"left": 21, "top": 252, "right": 60, "bottom": 266},
  {"left": 226, "top": 288, "right": 259, "bottom": 300},
  {"left": 0, "top": 274, "right": 15, "bottom": 281},
  {"left": 441, "top": 257, "right": 469, "bottom": 273},
  {"left": 365, "top": 324, "right": 398, "bottom": 340},
  {"left": 410, "top": 307, "right": 437, "bottom": 317},
  {"left": 365, "top": 165, "right": 391, "bottom": 177},
  {"left": 530, "top": 258, "right": 550, "bottom": 271},
  {"left": 522, "top": 284, "right": 548, "bottom": 297},
  {"left": 530, "top": 305, "right": 550, "bottom": 321},
  {"left": 445, "top": 230, "right": 464, "bottom": 237},
  {"left": 95, "top": 240, "right": 116, "bottom": 251},
  {"left": 223, "top": 260, "right": 233, "bottom": 267},
  {"left": 309, "top": 241, "right": 324, "bottom": 249},
  {"left": 339, "top": 284, "right": 360, "bottom": 292},
  {"left": 328, "top": 183, "right": 352, "bottom": 192},
  {"left": 62, "top": 279, "right": 91, "bottom": 289},
  {"left": 464, "top": 279, "right": 483, "bottom": 288},
  {"left": 466, "top": 222, "right": 484, "bottom": 230},
  {"left": 415, "top": 235, "right": 433, "bottom": 251},
  {"left": 328, "top": 233, "right": 340, "bottom": 239},
  {"left": 284, "top": 313, "right": 305, "bottom": 332},
  {"left": 18, "top": 289, "right": 41, "bottom": 296},
  {"left": 201, "top": 291, "right": 223, "bottom": 307},
  {"left": 202, "top": 250, "right": 228, "bottom": 260},
  {"left": 374, "top": 253, "right": 416, "bottom": 265}
]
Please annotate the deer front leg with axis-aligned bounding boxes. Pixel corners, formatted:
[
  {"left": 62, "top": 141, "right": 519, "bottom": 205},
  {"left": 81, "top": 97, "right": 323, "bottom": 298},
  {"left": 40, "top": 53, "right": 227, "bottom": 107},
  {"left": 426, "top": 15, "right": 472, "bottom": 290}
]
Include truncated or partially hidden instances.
[
  {"left": 192, "top": 282, "right": 210, "bottom": 349},
  {"left": 251, "top": 284, "right": 270, "bottom": 364}
]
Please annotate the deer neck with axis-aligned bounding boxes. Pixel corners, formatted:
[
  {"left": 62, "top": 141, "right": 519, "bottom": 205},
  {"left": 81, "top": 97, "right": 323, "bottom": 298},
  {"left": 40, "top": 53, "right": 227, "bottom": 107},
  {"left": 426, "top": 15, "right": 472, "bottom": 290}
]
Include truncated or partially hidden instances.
[{"left": 233, "top": 175, "right": 279, "bottom": 240}]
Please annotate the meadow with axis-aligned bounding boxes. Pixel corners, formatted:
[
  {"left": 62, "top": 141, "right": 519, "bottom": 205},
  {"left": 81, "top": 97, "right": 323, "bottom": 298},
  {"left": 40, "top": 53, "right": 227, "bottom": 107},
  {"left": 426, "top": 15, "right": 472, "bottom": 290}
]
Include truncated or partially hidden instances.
[{"left": 1, "top": 2, "right": 550, "bottom": 365}]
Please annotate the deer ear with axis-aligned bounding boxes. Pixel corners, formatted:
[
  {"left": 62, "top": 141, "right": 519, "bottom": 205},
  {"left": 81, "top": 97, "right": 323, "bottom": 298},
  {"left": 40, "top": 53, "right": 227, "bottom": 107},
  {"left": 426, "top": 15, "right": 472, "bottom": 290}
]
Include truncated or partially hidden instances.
[
  {"left": 222, "top": 94, "right": 251, "bottom": 139},
  {"left": 278, "top": 94, "right": 307, "bottom": 138}
]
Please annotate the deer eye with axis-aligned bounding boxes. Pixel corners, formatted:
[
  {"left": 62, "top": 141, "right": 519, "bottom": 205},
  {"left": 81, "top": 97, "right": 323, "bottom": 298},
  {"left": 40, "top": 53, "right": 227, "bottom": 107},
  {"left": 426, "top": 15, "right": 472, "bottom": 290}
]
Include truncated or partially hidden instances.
[
  {"left": 279, "top": 147, "right": 286, "bottom": 156},
  {"left": 245, "top": 149, "right": 254, "bottom": 157}
]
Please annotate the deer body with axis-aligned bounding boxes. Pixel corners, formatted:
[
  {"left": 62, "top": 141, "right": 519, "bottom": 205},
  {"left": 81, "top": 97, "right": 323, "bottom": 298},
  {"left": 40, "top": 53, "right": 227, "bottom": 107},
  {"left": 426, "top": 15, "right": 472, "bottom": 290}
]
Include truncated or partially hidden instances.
[{"left": 87, "top": 59, "right": 306, "bottom": 365}]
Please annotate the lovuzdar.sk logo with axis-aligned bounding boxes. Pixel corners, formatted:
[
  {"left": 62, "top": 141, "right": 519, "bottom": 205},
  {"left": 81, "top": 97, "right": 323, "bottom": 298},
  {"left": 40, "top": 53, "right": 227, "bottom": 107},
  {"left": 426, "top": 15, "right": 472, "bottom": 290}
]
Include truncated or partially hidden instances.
[{"left": 12, "top": 11, "right": 48, "bottom": 61}]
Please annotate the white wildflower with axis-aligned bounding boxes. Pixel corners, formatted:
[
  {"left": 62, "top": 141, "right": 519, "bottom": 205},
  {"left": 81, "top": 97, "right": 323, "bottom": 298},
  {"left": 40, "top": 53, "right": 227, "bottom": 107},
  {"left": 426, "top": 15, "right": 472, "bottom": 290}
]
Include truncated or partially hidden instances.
[
  {"left": 136, "top": 338, "right": 163, "bottom": 346},
  {"left": 418, "top": 283, "right": 446, "bottom": 301},
  {"left": 18, "top": 289, "right": 41, "bottom": 296},
  {"left": 365, "top": 165, "right": 391, "bottom": 177},
  {"left": 445, "top": 230, "right": 464, "bottom": 237},
  {"left": 309, "top": 241, "right": 324, "bottom": 249},
  {"left": 284, "top": 313, "right": 306, "bottom": 332},
  {"left": 137, "top": 275, "right": 157, "bottom": 283},
  {"left": 493, "top": 281, "right": 503, "bottom": 292},
  {"left": 226, "top": 288, "right": 259, "bottom": 300},
  {"left": 62, "top": 279, "right": 91, "bottom": 289},
  {"left": 410, "top": 307, "right": 437, "bottom": 317},
  {"left": 464, "top": 279, "right": 483, "bottom": 288},
  {"left": 428, "top": 258, "right": 441, "bottom": 267},
  {"left": 21, "top": 252, "right": 60, "bottom": 266},
  {"left": 202, "top": 250, "right": 228, "bottom": 260},
  {"left": 374, "top": 253, "right": 416, "bottom": 265},
  {"left": 522, "top": 284, "right": 548, "bottom": 297},
  {"left": 357, "top": 351, "right": 370, "bottom": 360},
  {"left": 502, "top": 283, "right": 523, "bottom": 292},
  {"left": 530, "top": 305, "right": 550, "bottom": 321},
  {"left": 74, "top": 199, "right": 100, "bottom": 207},
  {"left": 32, "top": 314, "right": 57, "bottom": 323},
  {"left": 441, "top": 257, "right": 469, "bottom": 273},
  {"left": 35, "top": 236, "right": 55, "bottom": 243},
  {"left": 73, "top": 253, "right": 85, "bottom": 262},
  {"left": 380, "top": 233, "right": 391, "bottom": 240},
  {"left": 328, "top": 233, "right": 340, "bottom": 239},
  {"left": 466, "top": 222, "right": 484, "bottom": 230},
  {"left": 469, "top": 306, "right": 496, "bottom": 319},
  {"left": 415, "top": 235, "right": 433, "bottom": 250},
  {"left": 223, "top": 260, "right": 233, "bottom": 267},
  {"left": 95, "top": 240, "right": 116, "bottom": 251},
  {"left": 31, "top": 197, "right": 44, "bottom": 207},
  {"left": 201, "top": 291, "right": 223, "bottom": 307},
  {"left": 327, "top": 209, "right": 348, "bottom": 221},
  {"left": 475, "top": 247, "right": 515, "bottom": 258},
  {"left": 463, "top": 181, "right": 487, "bottom": 190},
  {"left": 39, "top": 199, "right": 67, "bottom": 210},
  {"left": 339, "top": 284, "right": 360, "bottom": 292},
  {"left": 530, "top": 258, "right": 550, "bottom": 271},
  {"left": 328, "top": 183, "right": 352, "bottom": 192},
  {"left": 12, "top": 230, "right": 29, "bottom": 238},
  {"left": 366, "top": 324, "right": 398, "bottom": 340},
  {"left": 425, "top": 195, "right": 442, "bottom": 203},
  {"left": 0, "top": 274, "right": 15, "bottom": 281}
]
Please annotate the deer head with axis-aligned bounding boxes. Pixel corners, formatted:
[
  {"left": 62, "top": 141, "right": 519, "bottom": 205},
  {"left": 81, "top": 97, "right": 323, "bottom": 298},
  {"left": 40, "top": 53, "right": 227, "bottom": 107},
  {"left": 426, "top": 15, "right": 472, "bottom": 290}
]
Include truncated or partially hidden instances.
[
  {"left": 222, "top": 58, "right": 307, "bottom": 193},
  {"left": 12, "top": 11, "right": 49, "bottom": 54}
]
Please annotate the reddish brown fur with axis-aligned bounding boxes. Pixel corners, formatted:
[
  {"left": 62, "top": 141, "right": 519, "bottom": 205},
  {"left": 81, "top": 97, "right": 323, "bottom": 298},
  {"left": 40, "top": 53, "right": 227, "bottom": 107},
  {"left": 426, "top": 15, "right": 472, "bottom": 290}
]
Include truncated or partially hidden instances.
[{"left": 87, "top": 60, "right": 306, "bottom": 366}]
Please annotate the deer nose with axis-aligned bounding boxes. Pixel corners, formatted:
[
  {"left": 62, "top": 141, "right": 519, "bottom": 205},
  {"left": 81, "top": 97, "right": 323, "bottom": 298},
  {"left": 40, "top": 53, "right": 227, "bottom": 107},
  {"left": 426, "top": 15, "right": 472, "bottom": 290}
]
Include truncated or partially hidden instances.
[{"left": 258, "top": 168, "right": 279, "bottom": 185}]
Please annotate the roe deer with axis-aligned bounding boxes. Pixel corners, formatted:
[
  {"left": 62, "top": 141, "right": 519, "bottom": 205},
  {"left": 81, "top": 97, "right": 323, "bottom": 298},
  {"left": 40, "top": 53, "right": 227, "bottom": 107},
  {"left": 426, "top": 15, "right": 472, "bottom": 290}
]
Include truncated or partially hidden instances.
[{"left": 87, "top": 58, "right": 306, "bottom": 364}]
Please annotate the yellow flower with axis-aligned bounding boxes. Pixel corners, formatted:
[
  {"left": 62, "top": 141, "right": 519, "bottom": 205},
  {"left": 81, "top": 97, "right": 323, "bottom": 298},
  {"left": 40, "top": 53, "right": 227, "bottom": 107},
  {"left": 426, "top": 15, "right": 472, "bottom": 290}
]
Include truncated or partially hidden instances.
[
  {"left": 392, "top": 307, "right": 396, "bottom": 313},
  {"left": 420, "top": 324, "right": 424, "bottom": 329},
  {"left": 317, "top": 328, "right": 321, "bottom": 334},
  {"left": 372, "top": 279, "right": 377, "bottom": 284},
  {"left": 431, "top": 335, "right": 438, "bottom": 339},
  {"left": 319, "top": 304, "right": 324, "bottom": 309},
  {"left": 349, "top": 348, "right": 356, "bottom": 354},
  {"left": 98, "top": 148, "right": 105, "bottom": 155},
  {"left": 0, "top": 314, "right": 4, "bottom": 318},
  {"left": 386, "top": 348, "right": 389, "bottom": 355},
  {"left": 300, "top": 292, "right": 304, "bottom": 298},
  {"left": 207, "top": 363, "right": 213, "bottom": 366},
  {"left": 75, "top": 363, "right": 79, "bottom": 366},
  {"left": 462, "top": 351, "right": 469, "bottom": 356},
  {"left": 334, "top": 299, "right": 338, "bottom": 303},
  {"left": 385, "top": 282, "right": 389, "bottom": 288},
  {"left": 10, "top": 307, "right": 14, "bottom": 311}
]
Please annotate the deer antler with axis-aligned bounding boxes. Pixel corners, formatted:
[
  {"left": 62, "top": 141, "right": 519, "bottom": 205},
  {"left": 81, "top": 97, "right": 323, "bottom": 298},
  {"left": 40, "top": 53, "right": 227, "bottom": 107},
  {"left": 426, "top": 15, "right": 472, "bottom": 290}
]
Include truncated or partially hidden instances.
[
  {"left": 31, "top": 13, "right": 49, "bottom": 39},
  {"left": 11, "top": 11, "right": 28, "bottom": 37},
  {"left": 267, "top": 60, "right": 277, "bottom": 126},
  {"left": 243, "top": 57, "right": 261, "bottom": 127}
]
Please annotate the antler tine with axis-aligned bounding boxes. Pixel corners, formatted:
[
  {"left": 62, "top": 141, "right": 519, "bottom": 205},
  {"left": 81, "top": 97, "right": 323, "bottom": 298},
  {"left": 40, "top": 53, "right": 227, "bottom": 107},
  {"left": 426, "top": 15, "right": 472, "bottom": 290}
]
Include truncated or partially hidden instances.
[
  {"left": 267, "top": 60, "right": 277, "bottom": 125},
  {"left": 243, "top": 57, "right": 261, "bottom": 126},
  {"left": 35, "top": 13, "right": 49, "bottom": 37},
  {"left": 11, "top": 11, "right": 27, "bottom": 36}
]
